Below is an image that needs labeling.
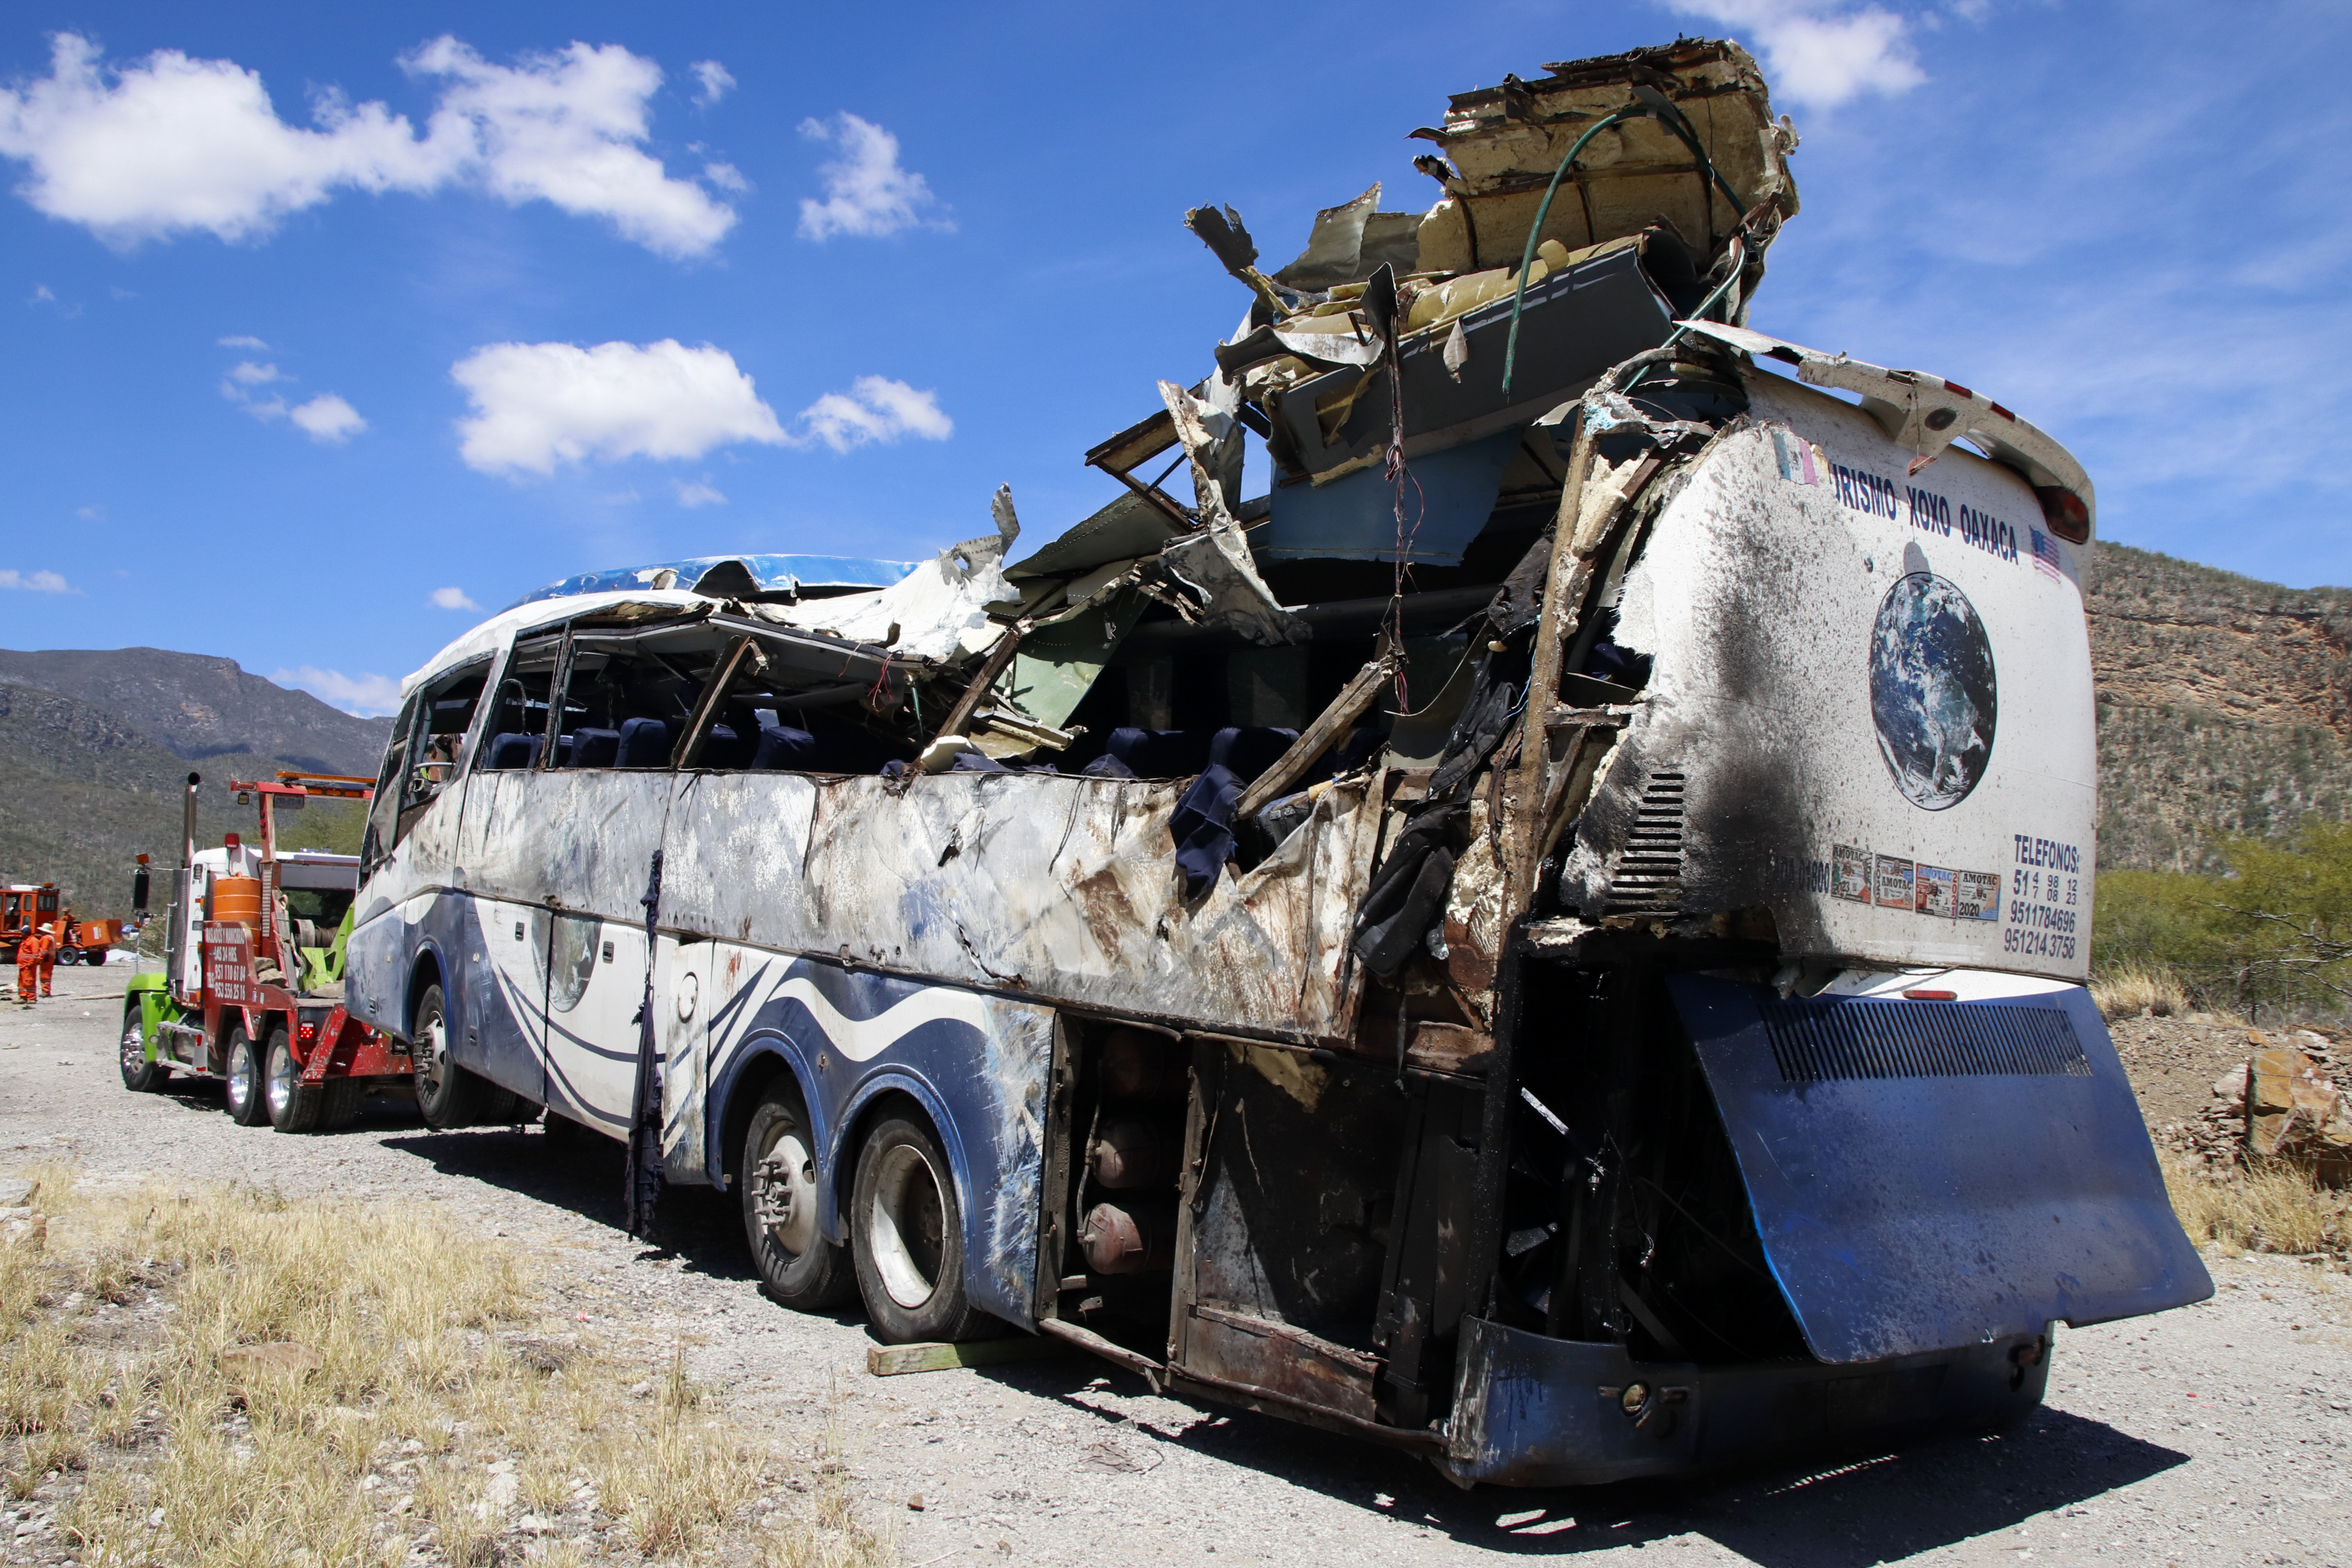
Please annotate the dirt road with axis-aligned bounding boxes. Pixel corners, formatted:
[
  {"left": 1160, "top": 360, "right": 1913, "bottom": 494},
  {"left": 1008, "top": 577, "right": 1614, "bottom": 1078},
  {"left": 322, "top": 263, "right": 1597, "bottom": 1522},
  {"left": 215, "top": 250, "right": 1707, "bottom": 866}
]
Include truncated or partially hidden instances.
[{"left": 6, "top": 964, "right": 2349, "bottom": 1568}]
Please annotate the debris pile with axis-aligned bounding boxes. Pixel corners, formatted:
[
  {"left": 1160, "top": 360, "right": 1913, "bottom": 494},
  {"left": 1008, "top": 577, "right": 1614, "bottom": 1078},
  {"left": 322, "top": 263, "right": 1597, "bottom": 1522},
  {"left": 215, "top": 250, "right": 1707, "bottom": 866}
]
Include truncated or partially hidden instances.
[{"left": 2167, "top": 1029, "right": 2352, "bottom": 1184}]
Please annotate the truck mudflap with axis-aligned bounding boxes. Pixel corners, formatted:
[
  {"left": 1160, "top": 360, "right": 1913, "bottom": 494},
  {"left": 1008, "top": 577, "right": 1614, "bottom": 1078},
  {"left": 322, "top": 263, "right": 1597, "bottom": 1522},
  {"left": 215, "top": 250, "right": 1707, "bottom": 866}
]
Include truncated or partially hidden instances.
[
  {"left": 1440, "top": 1317, "right": 2049, "bottom": 1487},
  {"left": 1668, "top": 975, "right": 2212, "bottom": 1364}
]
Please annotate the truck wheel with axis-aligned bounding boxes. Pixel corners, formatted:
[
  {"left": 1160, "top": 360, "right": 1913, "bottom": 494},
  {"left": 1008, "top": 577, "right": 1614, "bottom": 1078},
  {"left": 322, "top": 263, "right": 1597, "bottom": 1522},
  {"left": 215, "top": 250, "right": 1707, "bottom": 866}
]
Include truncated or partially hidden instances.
[
  {"left": 119, "top": 1002, "right": 168, "bottom": 1092},
  {"left": 85, "top": 950, "right": 107, "bottom": 967},
  {"left": 265, "top": 1031, "right": 322, "bottom": 1133},
  {"left": 850, "top": 1111, "right": 983, "bottom": 1343},
  {"left": 742, "top": 1083, "right": 854, "bottom": 1312},
  {"left": 224, "top": 1027, "right": 267, "bottom": 1126},
  {"left": 476, "top": 1084, "right": 523, "bottom": 1126},
  {"left": 411, "top": 984, "right": 482, "bottom": 1130},
  {"left": 322, "top": 1078, "right": 366, "bottom": 1130}
]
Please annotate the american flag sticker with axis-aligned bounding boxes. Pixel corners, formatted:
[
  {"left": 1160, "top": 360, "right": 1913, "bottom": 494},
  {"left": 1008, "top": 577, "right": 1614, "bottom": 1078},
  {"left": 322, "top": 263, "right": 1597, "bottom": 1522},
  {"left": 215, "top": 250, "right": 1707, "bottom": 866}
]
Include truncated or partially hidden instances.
[
  {"left": 2030, "top": 527, "right": 2064, "bottom": 581},
  {"left": 1771, "top": 428, "right": 1820, "bottom": 485}
]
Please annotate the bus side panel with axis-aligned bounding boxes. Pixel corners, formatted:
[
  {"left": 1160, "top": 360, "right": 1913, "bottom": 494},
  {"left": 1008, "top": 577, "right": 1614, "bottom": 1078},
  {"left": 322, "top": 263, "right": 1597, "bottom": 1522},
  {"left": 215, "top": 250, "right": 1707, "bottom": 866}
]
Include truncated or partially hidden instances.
[
  {"left": 662, "top": 771, "right": 1384, "bottom": 1043},
  {"left": 464, "top": 896, "right": 551, "bottom": 1106},
  {"left": 699, "top": 952, "right": 1053, "bottom": 1329}
]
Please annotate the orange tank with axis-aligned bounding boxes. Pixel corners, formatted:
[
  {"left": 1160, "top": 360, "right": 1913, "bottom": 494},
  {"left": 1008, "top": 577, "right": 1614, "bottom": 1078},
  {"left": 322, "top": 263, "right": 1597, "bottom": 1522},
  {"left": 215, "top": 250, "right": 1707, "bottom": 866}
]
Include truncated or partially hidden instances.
[{"left": 210, "top": 876, "right": 263, "bottom": 937}]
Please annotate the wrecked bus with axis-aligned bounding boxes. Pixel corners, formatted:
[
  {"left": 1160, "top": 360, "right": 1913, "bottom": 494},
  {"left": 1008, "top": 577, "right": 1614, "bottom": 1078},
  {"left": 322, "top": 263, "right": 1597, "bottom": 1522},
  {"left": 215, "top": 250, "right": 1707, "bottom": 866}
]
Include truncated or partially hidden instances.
[{"left": 346, "top": 38, "right": 2209, "bottom": 1486}]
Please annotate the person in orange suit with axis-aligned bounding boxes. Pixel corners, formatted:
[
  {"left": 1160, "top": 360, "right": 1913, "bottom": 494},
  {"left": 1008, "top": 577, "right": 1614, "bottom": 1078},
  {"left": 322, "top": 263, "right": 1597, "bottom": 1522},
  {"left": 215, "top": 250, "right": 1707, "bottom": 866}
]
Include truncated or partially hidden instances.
[
  {"left": 15, "top": 929, "right": 49, "bottom": 1006},
  {"left": 38, "top": 919, "right": 61, "bottom": 997}
]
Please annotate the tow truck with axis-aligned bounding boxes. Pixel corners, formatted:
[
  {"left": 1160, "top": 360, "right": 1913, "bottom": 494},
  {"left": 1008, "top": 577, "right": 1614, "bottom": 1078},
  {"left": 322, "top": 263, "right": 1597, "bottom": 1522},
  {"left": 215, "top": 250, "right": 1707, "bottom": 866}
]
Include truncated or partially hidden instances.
[{"left": 121, "top": 771, "right": 414, "bottom": 1131}]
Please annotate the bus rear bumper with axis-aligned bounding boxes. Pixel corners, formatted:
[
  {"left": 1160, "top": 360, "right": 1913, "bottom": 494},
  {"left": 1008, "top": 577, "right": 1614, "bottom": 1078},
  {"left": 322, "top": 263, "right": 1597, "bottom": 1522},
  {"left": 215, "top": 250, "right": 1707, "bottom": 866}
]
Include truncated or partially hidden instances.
[{"left": 1438, "top": 1315, "right": 2049, "bottom": 1488}]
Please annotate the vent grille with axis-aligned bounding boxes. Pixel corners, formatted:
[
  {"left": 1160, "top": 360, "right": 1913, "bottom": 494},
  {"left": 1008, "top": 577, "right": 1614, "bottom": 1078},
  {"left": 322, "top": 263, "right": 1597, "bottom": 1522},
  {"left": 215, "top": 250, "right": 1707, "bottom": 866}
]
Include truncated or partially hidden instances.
[
  {"left": 1605, "top": 771, "right": 1686, "bottom": 916},
  {"left": 1759, "top": 997, "right": 2090, "bottom": 1082}
]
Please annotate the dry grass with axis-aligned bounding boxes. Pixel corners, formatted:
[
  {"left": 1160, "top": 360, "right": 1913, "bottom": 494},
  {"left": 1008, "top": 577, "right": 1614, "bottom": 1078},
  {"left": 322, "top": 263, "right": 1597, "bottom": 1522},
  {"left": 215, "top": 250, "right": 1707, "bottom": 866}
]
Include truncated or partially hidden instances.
[
  {"left": 0, "top": 1167, "right": 896, "bottom": 1567},
  {"left": 2161, "top": 1149, "right": 2352, "bottom": 1260},
  {"left": 2091, "top": 962, "right": 2192, "bottom": 1020}
]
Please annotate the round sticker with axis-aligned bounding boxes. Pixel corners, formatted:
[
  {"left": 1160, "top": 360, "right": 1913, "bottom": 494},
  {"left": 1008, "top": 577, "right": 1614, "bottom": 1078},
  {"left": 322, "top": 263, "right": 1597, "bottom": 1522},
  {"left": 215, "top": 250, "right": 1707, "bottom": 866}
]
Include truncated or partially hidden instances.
[{"left": 1868, "top": 571, "right": 1996, "bottom": 811}]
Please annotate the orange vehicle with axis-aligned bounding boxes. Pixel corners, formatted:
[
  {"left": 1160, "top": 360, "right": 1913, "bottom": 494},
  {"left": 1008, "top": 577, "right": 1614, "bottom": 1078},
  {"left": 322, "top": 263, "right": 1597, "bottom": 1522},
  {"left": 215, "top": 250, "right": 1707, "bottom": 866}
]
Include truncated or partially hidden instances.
[{"left": 4, "top": 884, "right": 127, "bottom": 967}]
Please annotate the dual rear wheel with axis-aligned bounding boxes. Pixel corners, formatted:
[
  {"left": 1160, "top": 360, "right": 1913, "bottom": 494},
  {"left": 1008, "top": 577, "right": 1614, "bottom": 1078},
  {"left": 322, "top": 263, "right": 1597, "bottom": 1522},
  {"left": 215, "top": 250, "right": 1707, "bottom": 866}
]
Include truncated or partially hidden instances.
[{"left": 740, "top": 1086, "right": 983, "bottom": 1342}]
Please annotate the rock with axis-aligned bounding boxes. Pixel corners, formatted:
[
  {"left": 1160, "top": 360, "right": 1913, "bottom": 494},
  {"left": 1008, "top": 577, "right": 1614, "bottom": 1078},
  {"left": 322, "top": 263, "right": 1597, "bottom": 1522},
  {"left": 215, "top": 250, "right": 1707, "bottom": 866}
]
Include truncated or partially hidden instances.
[
  {"left": 2246, "top": 1043, "right": 2352, "bottom": 1184},
  {"left": 0, "top": 1178, "right": 31, "bottom": 1207},
  {"left": 0, "top": 1208, "right": 47, "bottom": 1253},
  {"left": 2213, "top": 1065, "right": 2251, "bottom": 1101}
]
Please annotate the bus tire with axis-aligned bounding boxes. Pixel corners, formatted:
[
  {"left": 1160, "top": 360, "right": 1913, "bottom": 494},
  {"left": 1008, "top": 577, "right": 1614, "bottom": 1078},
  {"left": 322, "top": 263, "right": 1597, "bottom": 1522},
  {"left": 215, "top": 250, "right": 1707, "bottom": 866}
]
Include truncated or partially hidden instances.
[
  {"left": 119, "top": 1003, "right": 168, "bottom": 1093},
  {"left": 741, "top": 1084, "right": 854, "bottom": 1313},
  {"left": 476, "top": 1084, "right": 523, "bottom": 1126},
  {"left": 411, "top": 985, "right": 481, "bottom": 1130},
  {"left": 266, "top": 1031, "right": 322, "bottom": 1133},
  {"left": 850, "top": 1112, "right": 982, "bottom": 1343},
  {"left": 224, "top": 1026, "right": 268, "bottom": 1127}
]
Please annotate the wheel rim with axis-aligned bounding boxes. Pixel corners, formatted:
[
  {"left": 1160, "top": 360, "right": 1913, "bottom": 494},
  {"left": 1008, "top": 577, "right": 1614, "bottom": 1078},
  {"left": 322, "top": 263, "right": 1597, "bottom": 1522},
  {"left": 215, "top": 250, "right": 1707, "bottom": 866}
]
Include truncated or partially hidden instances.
[
  {"left": 265, "top": 1040, "right": 296, "bottom": 1121},
  {"left": 416, "top": 1011, "right": 447, "bottom": 1099},
  {"left": 119, "top": 1020, "right": 143, "bottom": 1076},
  {"left": 753, "top": 1127, "right": 820, "bottom": 1257},
  {"left": 867, "top": 1142, "right": 948, "bottom": 1310},
  {"left": 227, "top": 1039, "right": 255, "bottom": 1116}
]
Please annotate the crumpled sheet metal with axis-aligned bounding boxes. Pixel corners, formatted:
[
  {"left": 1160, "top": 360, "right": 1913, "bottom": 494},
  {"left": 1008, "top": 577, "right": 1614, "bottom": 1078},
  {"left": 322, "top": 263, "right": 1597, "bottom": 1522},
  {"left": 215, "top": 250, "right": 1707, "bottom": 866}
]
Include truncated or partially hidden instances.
[
  {"left": 1410, "top": 38, "right": 1798, "bottom": 291},
  {"left": 612, "top": 769, "right": 1389, "bottom": 1042},
  {"left": 771, "top": 526, "right": 1018, "bottom": 662},
  {"left": 1675, "top": 318, "right": 2097, "bottom": 537}
]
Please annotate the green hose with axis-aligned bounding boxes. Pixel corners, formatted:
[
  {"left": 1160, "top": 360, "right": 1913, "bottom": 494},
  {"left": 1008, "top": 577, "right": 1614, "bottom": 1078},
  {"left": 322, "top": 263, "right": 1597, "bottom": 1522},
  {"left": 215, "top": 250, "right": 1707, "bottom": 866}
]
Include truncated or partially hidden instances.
[{"left": 1499, "top": 96, "right": 1751, "bottom": 397}]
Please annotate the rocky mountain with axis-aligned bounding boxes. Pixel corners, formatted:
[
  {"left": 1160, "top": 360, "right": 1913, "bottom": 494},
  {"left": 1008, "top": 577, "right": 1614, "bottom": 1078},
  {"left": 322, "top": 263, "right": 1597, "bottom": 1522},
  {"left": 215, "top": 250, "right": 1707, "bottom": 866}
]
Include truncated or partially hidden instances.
[
  {"left": 0, "top": 647, "right": 392, "bottom": 778},
  {"left": 0, "top": 650, "right": 385, "bottom": 919},
  {"left": 2087, "top": 544, "right": 2352, "bottom": 872}
]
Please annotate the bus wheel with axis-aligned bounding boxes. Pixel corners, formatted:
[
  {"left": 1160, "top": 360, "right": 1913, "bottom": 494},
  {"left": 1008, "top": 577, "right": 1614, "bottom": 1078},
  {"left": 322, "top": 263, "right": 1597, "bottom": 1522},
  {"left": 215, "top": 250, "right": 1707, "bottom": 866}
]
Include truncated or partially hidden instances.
[
  {"left": 265, "top": 1031, "right": 322, "bottom": 1133},
  {"left": 411, "top": 985, "right": 481, "bottom": 1130},
  {"left": 224, "top": 1027, "right": 267, "bottom": 1127},
  {"left": 741, "top": 1084, "right": 854, "bottom": 1312},
  {"left": 850, "top": 1113, "right": 981, "bottom": 1343},
  {"left": 119, "top": 1003, "right": 168, "bottom": 1093}
]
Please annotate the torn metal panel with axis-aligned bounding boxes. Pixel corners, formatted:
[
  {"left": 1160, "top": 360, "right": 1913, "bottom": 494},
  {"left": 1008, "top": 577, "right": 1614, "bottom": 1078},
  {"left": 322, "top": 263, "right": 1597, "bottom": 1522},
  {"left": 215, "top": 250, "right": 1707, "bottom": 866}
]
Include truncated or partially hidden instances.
[
  {"left": 1411, "top": 39, "right": 1798, "bottom": 302},
  {"left": 1269, "top": 239, "right": 1678, "bottom": 477},
  {"left": 652, "top": 771, "right": 1384, "bottom": 1042},
  {"left": 774, "top": 522, "right": 1020, "bottom": 662},
  {"left": 1154, "top": 522, "right": 1309, "bottom": 647},
  {"left": 1675, "top": 319, "right": 2098, "bottom": 544},
  {"left": 1274, "top": 182, "right": 1425, "bottom": 291},
  {"left": 1004, "top": 492, "right": 1184, "bottom": 580}
]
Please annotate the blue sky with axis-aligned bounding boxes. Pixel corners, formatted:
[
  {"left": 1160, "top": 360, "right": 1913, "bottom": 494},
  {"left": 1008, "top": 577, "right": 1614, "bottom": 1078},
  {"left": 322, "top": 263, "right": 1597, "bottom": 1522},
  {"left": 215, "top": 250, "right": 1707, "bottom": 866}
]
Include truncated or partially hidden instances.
[{"left": 2, "top": 1, "right": 2346, "bottom": 715}]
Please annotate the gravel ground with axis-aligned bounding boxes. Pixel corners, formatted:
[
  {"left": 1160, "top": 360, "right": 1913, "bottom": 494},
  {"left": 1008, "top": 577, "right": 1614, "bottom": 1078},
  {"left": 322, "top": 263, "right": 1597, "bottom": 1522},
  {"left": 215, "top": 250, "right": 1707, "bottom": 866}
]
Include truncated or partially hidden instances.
[{"left": 6, "top": 966, "right": 2350, "bottom": 1568}]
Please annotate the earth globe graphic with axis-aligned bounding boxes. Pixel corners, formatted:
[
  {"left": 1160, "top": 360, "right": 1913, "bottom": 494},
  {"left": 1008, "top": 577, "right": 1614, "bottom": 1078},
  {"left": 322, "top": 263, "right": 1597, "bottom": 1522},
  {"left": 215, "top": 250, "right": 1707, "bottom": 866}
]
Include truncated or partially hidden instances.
[{"left": 1868, "top": 572, "right": 1996, "bottom": 810}]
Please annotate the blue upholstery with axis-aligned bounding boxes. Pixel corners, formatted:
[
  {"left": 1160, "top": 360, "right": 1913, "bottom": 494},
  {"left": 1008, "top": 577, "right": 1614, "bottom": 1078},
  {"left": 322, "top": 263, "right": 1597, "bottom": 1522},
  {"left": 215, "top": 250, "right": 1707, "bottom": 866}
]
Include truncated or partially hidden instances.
[
  {"left": 1208, "top": 726, "right": 1299, "bottom": 783},
  {"left": 699, "top": 723, "right": 748, "bottom": 768},
  {"left": 616, "top": 718, "right": 671, "bottom": 767},
  {"left": 485, "top": 732, "right": 542, "bottom": 770},
  {"left": 567, "top": 727, "right": 620, "bottom": 767},
  {"left": 1105, "top": 728, "right": 1212, "bottom": 778},
  {"left": 751, "top": 722, "right": 816, "bottom": 771}
]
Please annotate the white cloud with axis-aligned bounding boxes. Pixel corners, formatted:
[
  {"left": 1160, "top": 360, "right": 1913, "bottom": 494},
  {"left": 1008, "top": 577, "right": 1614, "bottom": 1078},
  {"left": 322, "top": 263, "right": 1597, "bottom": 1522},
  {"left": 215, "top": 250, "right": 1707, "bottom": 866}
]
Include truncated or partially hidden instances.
[
  {"left": 405, "top": 37, "right": 736, "bottom": 259},
  {"left": 289, "top": 393, "right": 365, "bottom": 443},
  {"left": 690, "top": 61, "right": 734, "bottom": 106},
  {"left": 673, "top": 477, "right": 726, "bottom": 507},
  {"left": 428, "top": 585, "right": 481, "bottom": 610},
  {"left": 702, "top": 161, "right": 748, "bottom": 192},
  {"left": 272, "top": 665, "right": 402, "bottom": 716},
  {"left": 795, "top": 113, "right": 943, "bottom": 240},
  {"left": 219, "top": 359, "right": 364, "bottom": 443},
  {"left": 0, "top": 32, "right": 736, "bottom": 258},
  {"left": 793, "top": 375, "right": 952, "bottom": 453},
  {"left": 28, "top": 283, "right": 52, "bottom": 303},
  {"left": 450, "top": 337, "right": 786, "bottom": 476},
  {"left": 1660, "top": 1, "right": 1926, "bottom": 111},
  {"left": 75, "top": 504, "right": 100, "bottom": 521},
  {"left": 217, "top": 333, "right": 268, "bottom": 349},
  {"left": 0, "top": 568, "right": 72, "bottom": 593}
]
